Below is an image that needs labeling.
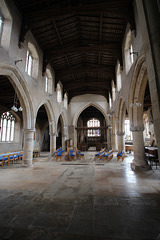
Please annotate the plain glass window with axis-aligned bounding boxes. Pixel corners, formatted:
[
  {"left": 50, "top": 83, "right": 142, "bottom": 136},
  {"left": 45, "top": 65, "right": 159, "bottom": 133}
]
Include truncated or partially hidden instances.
[
  {"left": 0, "top": 112, "right": 15, "bottom": 142},
  {"left": 25, "top": 50, "right": 33, "bottom": 76}
]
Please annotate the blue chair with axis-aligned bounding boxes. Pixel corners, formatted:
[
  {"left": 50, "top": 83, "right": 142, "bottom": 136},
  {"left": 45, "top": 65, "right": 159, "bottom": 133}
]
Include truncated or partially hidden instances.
[
  {"left": 68, "top": 149, "right": 75, "bottom": 161},
  {"left": 117, "top": 150, "right": 125, "bottom": 161},
  {"left": 95, "top": 148, "right": 106, "bottom": 160},
  {"left": 76, "top": 148, "right": 84, "bottom": 159},
  {"left": 56, "top": 148, "right": 65, "bottom": 161},
  {"left": 9, "top": 154, "right": 14, "bottom": 164},
  {"left": 2, "top": 155, "right": 9, "bottom": 167},
  {"left": 18, "top": 151, "right": 23, "bottom": 161},
  {"left": 103, "top": 149, "right": 113, "bottom": 161}
]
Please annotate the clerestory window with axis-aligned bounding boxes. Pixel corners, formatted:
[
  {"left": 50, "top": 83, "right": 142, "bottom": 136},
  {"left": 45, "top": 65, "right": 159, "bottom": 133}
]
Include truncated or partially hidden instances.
[
  {"left": 25, "top": 50, "right": 33, "bottom": 76},
  {"left": 0, "top": 112, "right": 15, "bottom": 142}
]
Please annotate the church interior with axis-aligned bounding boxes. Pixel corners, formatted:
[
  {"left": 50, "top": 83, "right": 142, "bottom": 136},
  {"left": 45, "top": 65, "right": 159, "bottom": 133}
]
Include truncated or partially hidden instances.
[{"left": 0, "top": 0, "right": 160, "bottom": 239}]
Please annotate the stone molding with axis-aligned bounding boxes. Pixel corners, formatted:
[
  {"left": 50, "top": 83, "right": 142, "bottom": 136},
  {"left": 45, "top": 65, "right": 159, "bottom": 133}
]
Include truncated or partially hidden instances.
[
  {"left": 130, "top": 126, "right": 144, "bottom": 132},
  {"left": 117, "top": 131, "right": 125, "bottom": 136}
]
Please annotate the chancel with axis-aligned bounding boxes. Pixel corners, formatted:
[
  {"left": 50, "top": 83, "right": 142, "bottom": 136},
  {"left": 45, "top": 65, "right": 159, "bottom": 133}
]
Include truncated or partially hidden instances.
[{"left": 0, "top": 0, "right": 160, "bottom": 239}]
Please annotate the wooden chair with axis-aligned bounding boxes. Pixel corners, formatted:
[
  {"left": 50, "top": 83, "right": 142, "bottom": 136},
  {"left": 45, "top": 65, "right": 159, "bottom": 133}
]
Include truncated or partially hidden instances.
[
  {"left": 9, "top": 154, "right": 14, "bottom": 164},
  {"left": 19, "top": 151, "right": 23, "bottom": 161},
  {"left": 117, "top": 150, "right": 125, "bottom": 161},
  {"left": 68, "top": 149, "right": 75, "bottom": 161},
  {"left": 13, "top": 153, "right": 19, "bottom": 162},
  {"left": 2, "top": 155, "right": 9, "bottom": 167},
  {"left": 56, "top": 148, "right": 65, "bottom": 161},
  {"left": 95, "top": 148, "right": 106, "bottom": 160},
  {"left": 103, "top": 150, "right": 113, "bottom": 161},
  {"left": 76, "top": 148, "right": 84, "bottom": 159}
]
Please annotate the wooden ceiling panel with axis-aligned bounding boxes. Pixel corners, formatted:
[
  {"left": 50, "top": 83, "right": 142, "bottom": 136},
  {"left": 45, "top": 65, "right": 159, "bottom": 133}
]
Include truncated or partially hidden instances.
[{"left": 13, "top": 0, "right": 135, "bottom": 102}]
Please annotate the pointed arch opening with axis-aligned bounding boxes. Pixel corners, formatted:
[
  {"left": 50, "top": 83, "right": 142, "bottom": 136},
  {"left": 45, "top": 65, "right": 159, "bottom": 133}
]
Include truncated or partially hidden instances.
[{"left": 76, "top": 106, "right": 107, "bottom": 151}]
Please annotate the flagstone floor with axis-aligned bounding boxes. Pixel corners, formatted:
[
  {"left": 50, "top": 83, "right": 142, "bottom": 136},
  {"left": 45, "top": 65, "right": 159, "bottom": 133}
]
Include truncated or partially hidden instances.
[{"left": 0, "top": 151, "right": 160, "bottom": 240}]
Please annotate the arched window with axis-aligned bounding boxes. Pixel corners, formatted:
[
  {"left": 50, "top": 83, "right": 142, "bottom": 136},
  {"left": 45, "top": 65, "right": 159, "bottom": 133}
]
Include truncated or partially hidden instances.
[
  {"left": 116, "top": 62, "right": 122, "bottom": 92},
  {"left": 25, "top": 50, "right": 33, "bottom": 76},
  {"left": 45, "top": 68, "right": 53, "bottom": 94},
  {"left": 87, "top": 118, "right": 101, "bottom": 137},
  {"left": 0, "top": 1, "right": 12, "bottom": 51},
  {"left": 64, "top": 93, "right": 68, "bottom": 109},
  {"left": 25, "top": 42, "right": 39, "bottom": 79},
  {"left": 0, "top": 112, "right": 15, "bottom": 141},
  {"left": 57, "top": 83, "right": 62, "bottom": 103},
  {"left": 124, "top": 29, "right": 134, "bottom": 73}
]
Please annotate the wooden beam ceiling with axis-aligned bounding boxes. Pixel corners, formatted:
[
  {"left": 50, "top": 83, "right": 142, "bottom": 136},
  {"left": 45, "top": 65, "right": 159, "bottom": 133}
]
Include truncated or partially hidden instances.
[{"left": 13, "top": 0, "right": 135, "bottom": 102}]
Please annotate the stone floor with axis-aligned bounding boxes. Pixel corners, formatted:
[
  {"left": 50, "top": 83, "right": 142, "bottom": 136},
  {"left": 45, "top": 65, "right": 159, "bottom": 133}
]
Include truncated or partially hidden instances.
[{"left": 0, "top": 151, "right": 160, "bottom": 240}]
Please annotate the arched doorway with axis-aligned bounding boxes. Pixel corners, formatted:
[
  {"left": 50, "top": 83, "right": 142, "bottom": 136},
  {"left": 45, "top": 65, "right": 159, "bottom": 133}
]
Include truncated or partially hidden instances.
[
  {"left": 36, "top": 105, "right": 50, "bottom": 152},
  {"left": 56, "top": 115, "right": 63, "bottom": 149},
  {"left": 0, "top": 75, "right": 24, "bottom": 153},
  {"left": 76, "top": 106, "right": 107, "bottom": 151}
]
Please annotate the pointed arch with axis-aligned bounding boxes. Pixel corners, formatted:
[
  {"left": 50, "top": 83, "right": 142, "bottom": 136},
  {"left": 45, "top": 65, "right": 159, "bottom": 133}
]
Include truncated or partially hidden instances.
[
  {"left": 115, "top": 97, "right": 126, "bottom": 132},
  {"left": 128, "top": 54, "right": 147, "bottom": 126},
  {"left": 35, "top": 99, "right": 56, "bottom": 134},
  {"left": 73, "top": 102, "right": 109, "bottom": 127},
  {"left": 0, "top": 63, "right": 34, "bottom": 129}
]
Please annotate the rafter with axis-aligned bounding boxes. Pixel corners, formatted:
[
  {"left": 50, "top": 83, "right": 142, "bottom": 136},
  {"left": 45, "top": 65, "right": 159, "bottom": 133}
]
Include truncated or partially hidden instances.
[
  {"left": 45, "top": 44, "right": 121, "bottom": 60},
  {"left": 56, "top": 67, "right": 114, "bottom": 78}
]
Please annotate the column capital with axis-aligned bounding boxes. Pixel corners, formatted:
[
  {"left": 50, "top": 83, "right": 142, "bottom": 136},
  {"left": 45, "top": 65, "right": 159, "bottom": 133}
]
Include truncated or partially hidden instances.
[
  {"left": 50, "top": 132, "right": 56, "bottom": 137},
  {"left": 117, "top": 131, "right": 125, "bottom": 136},
  {"left": 130, "top": 126, "right": 144, "bottom": 132}
]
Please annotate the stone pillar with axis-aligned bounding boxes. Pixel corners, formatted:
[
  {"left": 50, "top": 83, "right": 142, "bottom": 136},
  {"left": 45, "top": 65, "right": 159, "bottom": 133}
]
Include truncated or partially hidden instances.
[
  {"left": 50, "top": 133, "right": 56, "bottom": 156},
  {"left": 135, "top": 0, "right": 160, "bottom": 163},
  {"left": 23, "top": 129, "right": 35, "bottom": 167},
  {"left": 130, "top": 126, "right": 151, "bottom": 171},
  {"left": 111, "top": 133, "right": 116, "bottom": 151},
  {"left": 107, "top": 128, "right": 111, "bottom": 149},
  {"left": 62, "top": 125, "right": 68, "bottom": 150},
  {"left": 117, "top": 131, "right": 125, "bottom": 152},
  {"left": 68, "top": 125, "right": 75, "bottom": 147}
]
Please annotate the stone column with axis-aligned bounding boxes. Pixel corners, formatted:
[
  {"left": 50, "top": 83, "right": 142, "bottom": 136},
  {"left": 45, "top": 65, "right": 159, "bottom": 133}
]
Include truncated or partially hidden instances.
[
  {"left": 111, "top": 133, "right": 116, "bottom": 151},
  {"left": 68, "top": 125, "right": 75, "bottom": 147},
  {"left": 62, "top": 125, "right": 68, "bottom": 150},
  {"left": 135, "top": 0, "right": 160, "bottom": 163},
  {"left": 23, "top": 129, "right": 35, "bottom": 167},
  {"left": 107, "top": 128, "right": 111, "bottom": 149},
  {"left": 50, "top": 133, "right": 56, "bottom": 156},
  {"left": 130, "top": 126, "right": 151, "bottom": 171},
  {"left": 117, "top": 131, "right": 125, "bottom": 152}
]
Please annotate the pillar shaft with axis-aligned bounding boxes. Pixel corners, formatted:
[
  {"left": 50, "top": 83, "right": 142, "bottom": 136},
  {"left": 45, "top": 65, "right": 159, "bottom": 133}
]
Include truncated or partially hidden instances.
[
  {"left": 50, "top": 133, "right": 56, "bottom": 156},
  {"left": 23, "top": 129, "right": 34, "bottom": 167},
  {"left": 131, "top": 126, "right": 150, "bottom": 171},
  {"left": 117, "top": 131, "right": 125, "bottom": 152}
]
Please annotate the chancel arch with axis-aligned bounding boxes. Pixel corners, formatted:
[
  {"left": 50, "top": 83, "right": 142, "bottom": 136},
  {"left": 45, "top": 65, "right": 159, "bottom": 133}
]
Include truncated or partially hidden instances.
[{"left": 75, "top": 104, "right": 108, "bottom": 151}]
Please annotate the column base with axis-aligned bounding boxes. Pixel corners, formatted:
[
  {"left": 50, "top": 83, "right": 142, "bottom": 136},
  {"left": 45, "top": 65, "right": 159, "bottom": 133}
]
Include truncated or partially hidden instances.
[
  {"left": 22, "top": 162, "right": 33, "bottom": 168},
  {"left": 131, "top": 162, "right": 151, "bottom": 171}
]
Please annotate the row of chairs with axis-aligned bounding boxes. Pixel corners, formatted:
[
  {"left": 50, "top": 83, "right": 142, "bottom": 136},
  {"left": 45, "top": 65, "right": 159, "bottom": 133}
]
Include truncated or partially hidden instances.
[
  {"left": 95, "top": 148, "right": 114, "bottom": 161},
  {"left": 55, "top": 147, "right": 85, "bottom": 161},
  {"left": 0, "top": 149, "right": 41, "bottom": 167},
  {"left": 0, "top": 151, "right": 23, "bottom": 167},
  {"left": 95, "top": 148, "right": 125, "bottom": 161}
]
